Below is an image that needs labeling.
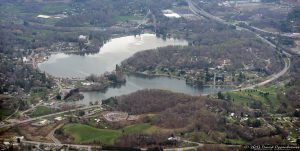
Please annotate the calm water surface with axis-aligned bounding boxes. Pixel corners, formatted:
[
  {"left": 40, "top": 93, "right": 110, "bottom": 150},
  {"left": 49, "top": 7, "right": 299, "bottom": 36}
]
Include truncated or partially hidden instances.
[
  {"left": 79, "top": 74, "right": 233, "bottom": 105},
  {"left": 38, "top": 34, "right": 233, "bottom": 104},
  {"left": 38, "top": 34, "right": 187, "bottom": 77}
]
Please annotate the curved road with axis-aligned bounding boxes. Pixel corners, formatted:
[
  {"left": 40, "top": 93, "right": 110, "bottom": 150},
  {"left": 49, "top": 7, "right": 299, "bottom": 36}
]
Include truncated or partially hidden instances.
[
  {"left": 186, "top": 0, "right": 291, "bottom": 91},
  {"left": 0, "top": 105, "right": 101, "bottom": 129},
  {"left": 1, "top": 1, "right": 293, "bottom": 149}
]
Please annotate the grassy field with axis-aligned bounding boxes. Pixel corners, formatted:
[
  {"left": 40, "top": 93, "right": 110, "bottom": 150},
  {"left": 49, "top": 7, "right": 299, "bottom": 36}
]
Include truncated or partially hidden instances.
[
  {"left": 64, "top": 124, "right": 121, "bottom": 145},
  {"left": 0, "top": 109, "right": 14, "bottom": 121},
  {"left": 114, "top": 15, "right": 142, "bottom": 22},
  {"left": 123, "top": 123, "right": 152, "bottom": 134},
  {"left": 224, "top": 138, "right": 246, "bottom": 145},
  {"left": 28, "top": 105, "right": 55, "bottom": 117},
  {"left": 63, "top": 123, "right": 159, "bottom": 145},
  {"left": 41, "top": 4, "right": 70, "bottom": 14},
  {"left": 226, "top": 85, "right": 282, "bottom": 111},
  {"left": 27, "top": 91, "right": 48, "bottom": 104}
]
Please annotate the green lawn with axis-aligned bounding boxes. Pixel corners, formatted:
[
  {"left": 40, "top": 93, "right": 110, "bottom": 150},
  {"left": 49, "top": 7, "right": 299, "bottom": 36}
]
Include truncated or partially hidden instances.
[
  {"left": 63, "top": 123, "right": 155, "bottom": 145},
  {"left": 224, "top": 138, "right": 246, "bottom": 145},
  {"left": 0, "top": 109, "right": 14, "bottom": 120},
  {"left": 114, "top": 15, "right": 142, "bottom": 22},
  {"left": 123, "top": 123, "right": 152, "bottom": 134},
  {"left": 28, "top": 105, "right": 55, "bottom": 117},
  {"left": 41, "top": 4, "right": 70, "bottom": 14},
  {"left": 64, "top": 124, "right": 121, "bottom": 145},
  {"left": 227, "top": 86, "right": 280, "bottom": 111},
  {"left": 27, "top": 91, "right": 48, "bottom": 104}
]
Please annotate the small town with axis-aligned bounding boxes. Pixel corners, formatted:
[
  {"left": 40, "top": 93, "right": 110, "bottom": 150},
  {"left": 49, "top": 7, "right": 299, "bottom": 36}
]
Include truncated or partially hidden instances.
[{"left": 0, "top": 0, "right": 300, "bottom": 151}]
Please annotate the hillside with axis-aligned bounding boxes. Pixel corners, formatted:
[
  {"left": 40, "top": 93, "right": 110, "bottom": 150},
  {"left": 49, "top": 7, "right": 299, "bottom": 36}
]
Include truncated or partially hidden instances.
[{"left": 110, "top": 89, "right": 286, "bottom": 145}]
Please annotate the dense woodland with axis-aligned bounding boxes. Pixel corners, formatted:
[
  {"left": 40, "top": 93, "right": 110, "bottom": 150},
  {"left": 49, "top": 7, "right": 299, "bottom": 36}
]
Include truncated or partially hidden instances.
[
  {"left": 109, "top": 89, "right": 289, "bottom": 146},
  {"left": 122, "top": 39, "right": 282, "bottom": 74},
  {"left": 79, "top": 69, "right": 126, "bottom": 91},
  {"left": 122, "top": 18, "right": 284, "bottom": 85},
  {"left": 0, "top": 28, "right": 53, "bottom": 94},
  {"left": 197, "top": 0, "right": 300, "bottom": 33},
  {"left": 0, "top": 0, "right": 299, "bottom": 149}
]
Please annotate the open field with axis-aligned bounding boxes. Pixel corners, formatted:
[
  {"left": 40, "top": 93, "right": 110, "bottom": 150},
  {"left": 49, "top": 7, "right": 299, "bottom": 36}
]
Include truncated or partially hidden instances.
[
  {"left": 28, "top": 105, "right": 57, "bottom": 117},
  {"left": 114, "top": 15, "right": 142, "bottom": 22},
  {"left": 225, "top": 84, "right": 285, "bottom": 111},
  {"left": 64, "top": 124, "right": 121, "bottom": 145},
  {"left": 122, "top": 123, "right": 152, "bottom": 134},
  {"left": 0, "top": 109, "right": 14, "bottom": 121},
  {"left": 63, "top": 123, "right": 164, "bottom": 145}
]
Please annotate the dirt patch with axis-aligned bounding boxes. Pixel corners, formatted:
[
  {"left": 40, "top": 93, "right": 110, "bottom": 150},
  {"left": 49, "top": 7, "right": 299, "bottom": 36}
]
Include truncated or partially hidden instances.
[
  {"left": 103, "top": 111, "right": 128, "bottom": 122},
  {"left": 17, "top": 123, "right": 58, "bottom": 142},
  {"left": 127, "top": 115, "right": 140, "bottom": 121}
]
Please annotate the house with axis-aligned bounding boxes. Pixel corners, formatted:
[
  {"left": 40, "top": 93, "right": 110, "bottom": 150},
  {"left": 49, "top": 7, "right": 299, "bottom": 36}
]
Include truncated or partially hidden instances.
[
  {"left": 78, "top": 35, "right": 88, "bottom": 43},
  {"left": 54, "top": 116, "right": 63, "bottom": 121}
]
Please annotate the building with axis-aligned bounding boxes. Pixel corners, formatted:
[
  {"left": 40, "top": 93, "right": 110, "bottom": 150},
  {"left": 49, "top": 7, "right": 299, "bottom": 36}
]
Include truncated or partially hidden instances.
[{"left": 78, "top": 35, "right": 88, "bottom": 43}]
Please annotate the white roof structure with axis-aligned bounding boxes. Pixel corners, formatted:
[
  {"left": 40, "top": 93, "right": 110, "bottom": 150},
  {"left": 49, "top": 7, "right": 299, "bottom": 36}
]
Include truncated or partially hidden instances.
[
  {"left": 37, "top": 15, "right": 51, "bottom": 19},
  {"left": 163, "top": 10, "right": 181, "bottom": 18}
]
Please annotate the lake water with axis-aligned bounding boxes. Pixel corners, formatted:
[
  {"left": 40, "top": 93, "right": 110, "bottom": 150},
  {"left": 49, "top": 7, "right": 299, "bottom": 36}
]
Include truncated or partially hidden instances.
[
  {"left": 38, "top": 34, "right": 233, "bottom": 104},
  {"left": 38, "top": 34, "right": 188, "bottom": 78},
  {"left": 79, "top": 74, "right": 233, "bottom": 105}
]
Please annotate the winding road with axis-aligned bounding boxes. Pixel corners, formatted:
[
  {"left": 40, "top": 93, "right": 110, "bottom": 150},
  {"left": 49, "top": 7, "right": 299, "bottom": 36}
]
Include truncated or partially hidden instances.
[
  {"left": 1, "top": 2, "right": 294, "bottom": 150},
  {"left": 0, "top": 105, "right": 101, "bottom": 129},
  {"left": 186, "top": 0, "right": 291, "bottom": 91}
]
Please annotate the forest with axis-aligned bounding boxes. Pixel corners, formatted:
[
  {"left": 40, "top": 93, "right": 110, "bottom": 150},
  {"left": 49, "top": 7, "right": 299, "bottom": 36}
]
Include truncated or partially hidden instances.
[{"left": 102, "top": 89, "right": 291, "bottom": 146}]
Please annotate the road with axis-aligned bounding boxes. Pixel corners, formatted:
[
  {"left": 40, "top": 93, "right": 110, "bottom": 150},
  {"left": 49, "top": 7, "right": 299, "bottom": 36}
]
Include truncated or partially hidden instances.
[
  {"left": 250, "top": 26, "right": 300, "bottom": 39},
  {"left": 187, "top": 0, "right": 299, "bottom": 39},
  {"left": 19, "top": 102, "right": 44, "bottom": 116},
  {"left": 186, "top": 0, "right": 230, "bottom": 26},
  {"left": 0, "top": 105, "right": 101, "bottom": 129},
  {"left": 1, "top": 1, "right": 293, "bottom": 149},
  {"left": 164, "top": 138, "right": 204, "bottom": 151},
  {"left": 46, "top": 123, "right": 64, "bottom": 144},
  {"left": 21, "top": 140, "right": 93, "bottom": 151},
  {"left": 239, "top": 57, "right": 290, "bottom": 91},
  {"left": 1, "top": 106, "right": 19, "bottom": 123},
  {"left": 186, "top": 0, "right": 291, "bottom": 90}
]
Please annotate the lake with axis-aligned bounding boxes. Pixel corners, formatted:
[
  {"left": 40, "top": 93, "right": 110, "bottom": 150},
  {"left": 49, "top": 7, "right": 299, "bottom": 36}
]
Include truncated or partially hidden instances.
[
  {"left": 79, "top": 74, "right": 233, "bottom": 105},
  {"left": 38, "top": 34, "right": 233, "bottom": 104},
  {"left": 38, "top": 34, "right": 188, "bottom": 78}
]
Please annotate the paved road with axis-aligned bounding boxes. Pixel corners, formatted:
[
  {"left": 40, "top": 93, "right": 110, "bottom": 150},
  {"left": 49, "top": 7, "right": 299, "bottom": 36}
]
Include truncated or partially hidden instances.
[
  {"left": 238, "top": 57, "right": 290, "bottom": 91},
  {"left": 46, "top": 123, "right": 64, "bottom": 144},
  {"left": 250, "top": 26, "right": 300, "bottom": 39},
  {"left": 22, "top": 140, "right": 93, "bottom": 151},
  {"left": 0, "top": 105, "right": 101, "bottom": 129},
  {"left": 163, "top": 137, "right": 239, "bottom": 151},
  {"left": 187, "top": 0, "right": 299, "bottom": 39},
  {"left": 1, "top": 106, "right": 19, "bottom": 123},
  {"left": 164, "top": 138, "right": 204, "bottom": 151},
  {"left": 186, "top": 0, "right": 291, "bottom": 90},
  {"left": 20, "top": 102, "right": 44, "bottom": 115}
]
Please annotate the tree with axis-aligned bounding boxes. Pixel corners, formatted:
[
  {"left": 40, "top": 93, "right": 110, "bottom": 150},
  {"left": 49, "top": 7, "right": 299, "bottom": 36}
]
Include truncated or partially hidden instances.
[
  {"left": 226, "top": 93, "right": 231, "bottom": 101},
  {"left": 217, "top": 91, "right": 225, "bottom": 100},
  {"left": 56, "top": 95, "right": 61, "bottom": 100},
  {"left": 78, "top": 110, "right": 85, "bottom": 116}
]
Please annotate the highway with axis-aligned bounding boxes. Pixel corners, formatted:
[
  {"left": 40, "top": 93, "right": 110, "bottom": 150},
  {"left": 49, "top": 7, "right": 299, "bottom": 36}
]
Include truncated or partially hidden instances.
[
  {"left": 0, "top": 105, "right": 101, "bottom": 129},
  {"left": 0, "top": 1, "right": 294, "bottom": 149},
  {"left": 250, "top": 25, "right": 300, "bottom": 39},
  {"left": 186, "top": 0, "right": 291, "bottom": 91},
  {"left": 22, "top": 136, "right": 238, "bottom": 151},
  {"left": 21, "top": 140, "right": 93, "bottom": 151}
]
